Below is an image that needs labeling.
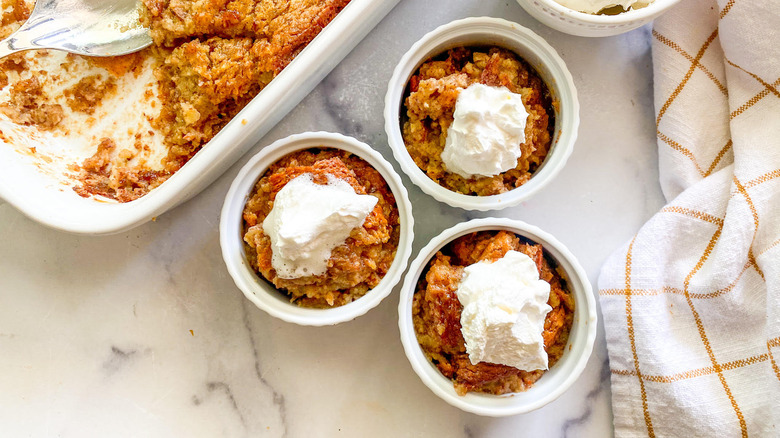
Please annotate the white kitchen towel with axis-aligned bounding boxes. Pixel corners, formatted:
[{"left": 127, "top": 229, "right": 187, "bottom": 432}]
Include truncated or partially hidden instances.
[{"left": 597, "top": 0, "right": 780, "bottom": 436}]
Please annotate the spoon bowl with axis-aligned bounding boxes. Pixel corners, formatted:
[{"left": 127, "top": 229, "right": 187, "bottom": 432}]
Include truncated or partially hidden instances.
[{"left": 0, "top": 0, "right": 152, "bottom": 58}]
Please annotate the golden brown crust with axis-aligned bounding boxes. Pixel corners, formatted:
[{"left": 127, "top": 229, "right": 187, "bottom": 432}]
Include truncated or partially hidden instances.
[
  {"left": 150, "top": 37, "right": 273, "bottom": 161},
  {"left": 144, "top": 0, "right": 352, "bottom": 182},
  {"left": 242, "top": 148, "right": 400, "bottom": 308},
  {"left": 141, "top": 0, "right": 281, "bottom": 45},
  {"left": 412, "top": 230, "right": 575, "bottom": 395},
  {"left": 402, "top": 47, "right": 555, "bottom": 196},
  {"left": 141, "top": 0, "right": 350, "bottom": 60}
]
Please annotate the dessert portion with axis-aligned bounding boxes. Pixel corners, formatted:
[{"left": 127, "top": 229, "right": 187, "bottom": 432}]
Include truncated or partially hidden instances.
[
  {"left": 0, "top": 0, "right": 351, "bottom": 202},
  {"left": 242, "top": 148, "right": 400, "bottom": 308},
  {"left": 552, "top": 0, "right": 653, "bottom": 14},
  {"left": 413, "top": 230, "right": 574, "bottom": 395},
  {"left": 141, "top": 0, "right": 351, "bottom": 166},
  {"left": 402, "top": 47, "right": 554, "bottom": 196}
]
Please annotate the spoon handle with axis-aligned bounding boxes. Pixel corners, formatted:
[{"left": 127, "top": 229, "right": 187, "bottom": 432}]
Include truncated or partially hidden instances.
[
  {"left": 0, "top": 29, "right": 32, "bottom": 60},
  {"left": 0, "top": 43, "right": 26, "bottom": 60}
]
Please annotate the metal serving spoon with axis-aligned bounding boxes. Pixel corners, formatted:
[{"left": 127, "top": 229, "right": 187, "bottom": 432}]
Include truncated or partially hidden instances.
[{"left": 0, "top": 0, "right": 152, "bottom": 59}]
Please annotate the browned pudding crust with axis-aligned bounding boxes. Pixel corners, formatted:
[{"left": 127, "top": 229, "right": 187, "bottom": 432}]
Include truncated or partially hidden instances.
[
  {"left": 402, "top": 47, "right": 554, "bottom": 196},
  {"left": 0, "top": 0, "right": 351, "bottom": 202},
  {"left": 412, "top": 230, "right": 574, "bottom": 395},
  {"left": 242, "top": 148, "right": 400, "bottom": 308},
  {"left": 141, "top": 0, "right": 352, "bottom": 170}
]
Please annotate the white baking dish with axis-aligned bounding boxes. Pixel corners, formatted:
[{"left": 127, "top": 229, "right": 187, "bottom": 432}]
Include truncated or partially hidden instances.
[{"left": 0, "top": 0, "right": 399, "bottom": 235}]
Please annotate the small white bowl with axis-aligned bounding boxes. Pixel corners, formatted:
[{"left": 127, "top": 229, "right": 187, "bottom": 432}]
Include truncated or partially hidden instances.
[
  {"left": 398, "top": 218, "right": 596, "bottom": 416},
  {"left": 220, "top": 132, "right": 414, "bottom": 326},
  {"left": 515, "top": 0, "right": 682, "bottom": 37},
  {"left": 384, "top": 17, "right": 579, "bottom": 211}
]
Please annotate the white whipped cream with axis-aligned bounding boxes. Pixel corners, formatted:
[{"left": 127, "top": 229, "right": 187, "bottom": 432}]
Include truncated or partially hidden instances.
[
  {"left": 554, "top": 0, "right": 650, "bottom": 14},
  {"left": 441, "top": 83, "right": 529, "bottom": 179},
  {"left": 262, "top": 173, "right": 378, "bottom": 279},
  {"left": 456, "top": 250, "right": 552, "bottom": 370}
]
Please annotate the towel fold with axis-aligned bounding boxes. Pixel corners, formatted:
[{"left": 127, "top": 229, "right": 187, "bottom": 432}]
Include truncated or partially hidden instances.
[{"left": 597, "top": 0, "right": 780, "bottom": 436}]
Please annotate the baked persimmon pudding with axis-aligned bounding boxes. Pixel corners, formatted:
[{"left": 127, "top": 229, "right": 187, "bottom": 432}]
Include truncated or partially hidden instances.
[
  {"left": 242, "top": 148, "right": 400, "bottom": 308},
  {"left": 0, "top": 0, "right": 351, "bottom": 201},
  {"left": 412, "top": 230, "right": 574, "bottom": 395},
  {"left": 402, "top": 46, "right": 555, "bottom": 196}
]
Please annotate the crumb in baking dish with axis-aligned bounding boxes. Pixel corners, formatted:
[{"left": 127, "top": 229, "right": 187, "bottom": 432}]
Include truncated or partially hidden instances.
[
  {"left": 64, "top": 75, "right": 118, "bottom": 115},
  {"left": 0, "top": 76, "right": 64, "bottom": 130}
]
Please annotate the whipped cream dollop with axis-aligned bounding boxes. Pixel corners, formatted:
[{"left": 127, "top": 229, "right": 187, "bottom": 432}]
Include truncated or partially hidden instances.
[
  {"left": 553, "top": 0, "right": 650, "bottom": 14},
  {"left": 262, "top": 173, "right": 378, "bottom": 279},
  {"left": 441, "top": 83, "right": 529, "bottom": 179},
  {"left": 456, "top": 250, "right": 552, "bottom": 370}
]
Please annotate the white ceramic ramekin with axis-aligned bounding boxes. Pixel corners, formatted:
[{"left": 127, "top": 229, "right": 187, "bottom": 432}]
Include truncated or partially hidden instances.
[
  {"left": 398, "top": 218, "right": 596, "bottom": 416},
  {"left": 220, "top": 132, "right": 414, "bottom": 326},
  {"left": 516, "top": 0, "right": 682, "bottom": 37},
  {"left": 384, "top": 17, "right": 579, "bottom": 211}
]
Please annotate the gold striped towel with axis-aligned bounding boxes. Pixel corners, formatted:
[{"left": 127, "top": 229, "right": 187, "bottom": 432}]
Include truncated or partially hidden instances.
[{"left": 597, "top": 0, "right": 780, "bottom": 436}]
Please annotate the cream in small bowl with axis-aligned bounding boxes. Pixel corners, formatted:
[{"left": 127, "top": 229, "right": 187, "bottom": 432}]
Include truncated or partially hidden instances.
[
  {"left": 398, "top": 218, "right": 596, "bottom": 416},
  {"left": 221, "top": 132, "right": 414, "bottom": 326},
  {"left": 384, "top": 17, "right": 579, "bottom": 211}
]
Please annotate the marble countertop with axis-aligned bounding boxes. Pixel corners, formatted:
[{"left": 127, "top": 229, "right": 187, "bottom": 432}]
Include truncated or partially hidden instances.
[{"left": 0, "top": 1, "right": 666, "bottom": 436}]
